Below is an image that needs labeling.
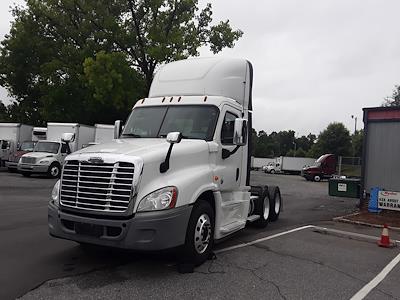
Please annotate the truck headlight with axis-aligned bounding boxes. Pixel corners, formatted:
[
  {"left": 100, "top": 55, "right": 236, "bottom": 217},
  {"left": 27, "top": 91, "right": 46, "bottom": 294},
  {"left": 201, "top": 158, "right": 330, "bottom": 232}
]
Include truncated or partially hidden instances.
[
  {"left": 51, "top": 180, "right": 61, "bottom": 206},
  {"left": 137, "top": 186, "right": 178, "bottom": 212}
]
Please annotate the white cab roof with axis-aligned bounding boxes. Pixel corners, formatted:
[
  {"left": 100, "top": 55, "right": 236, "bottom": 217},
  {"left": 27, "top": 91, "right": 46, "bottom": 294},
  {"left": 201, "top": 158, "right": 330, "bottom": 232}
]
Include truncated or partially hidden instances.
[
  {"left": 95, "top": 124, "right": 114, "bottom": 129},
  {"left": 149, "top": 57, "right": 253, "bottom": 109},
  {"left": 33, "top": 127, "right": 47, "bottom": 132}
]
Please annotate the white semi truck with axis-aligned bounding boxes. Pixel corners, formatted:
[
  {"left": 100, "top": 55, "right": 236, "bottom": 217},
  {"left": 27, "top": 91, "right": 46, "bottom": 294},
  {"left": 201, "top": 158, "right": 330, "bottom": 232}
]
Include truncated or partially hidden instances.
[
  {"left": 48, "top": 58, "right": 283, "bottom": 266},
  {"left": 0, "top": 123, "right": 33, "bottom": 167},
  {"left": 19, "top": 123, "right": 95, "bottom": 177}
]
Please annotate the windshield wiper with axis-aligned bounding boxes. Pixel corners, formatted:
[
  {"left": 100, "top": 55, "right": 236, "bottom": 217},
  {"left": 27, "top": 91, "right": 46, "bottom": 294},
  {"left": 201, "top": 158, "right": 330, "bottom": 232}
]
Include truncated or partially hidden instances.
[{"left": 121, "top": 133, "right": 142, "bottom": 138}]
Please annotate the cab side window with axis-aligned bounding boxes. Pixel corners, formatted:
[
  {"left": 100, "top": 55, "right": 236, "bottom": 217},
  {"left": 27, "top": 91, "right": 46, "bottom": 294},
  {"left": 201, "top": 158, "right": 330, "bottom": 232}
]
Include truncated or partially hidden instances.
[
  {"left": 221, "top": 112, "right": 237, "bottom": 145},
  {"left": 61, "top": 143, "right": 71, "bottom": 154}
]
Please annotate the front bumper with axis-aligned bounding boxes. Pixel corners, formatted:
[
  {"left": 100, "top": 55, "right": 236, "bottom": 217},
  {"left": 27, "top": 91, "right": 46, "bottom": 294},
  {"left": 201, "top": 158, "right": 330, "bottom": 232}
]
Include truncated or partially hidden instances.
[
  {"left": 48, "top": 203, "right": 192, "bottom": 251},
  {"left": 5, "top": 161, "right": 17, "bottom": 169},
  {"left": 18, "top": 163, "right": 49, "bottom": 173}
]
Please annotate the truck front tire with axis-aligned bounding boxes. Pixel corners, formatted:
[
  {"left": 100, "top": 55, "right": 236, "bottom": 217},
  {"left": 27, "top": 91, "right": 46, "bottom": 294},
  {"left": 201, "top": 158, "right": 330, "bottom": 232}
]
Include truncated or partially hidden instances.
[
  {"left": 182, "top": 200, "right": 214, "bottom": 266},
  {"left": 313, "top": 175, "right": 321, "bottom": 182},
  {"left": 48, "top": 163, "right": 61, "bottom": 178}
]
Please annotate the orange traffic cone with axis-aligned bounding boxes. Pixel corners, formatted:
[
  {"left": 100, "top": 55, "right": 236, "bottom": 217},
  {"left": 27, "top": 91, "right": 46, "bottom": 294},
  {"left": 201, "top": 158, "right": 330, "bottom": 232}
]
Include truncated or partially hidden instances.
[{"left": 378, "top": 224, "right": 395, "bottom": 248}]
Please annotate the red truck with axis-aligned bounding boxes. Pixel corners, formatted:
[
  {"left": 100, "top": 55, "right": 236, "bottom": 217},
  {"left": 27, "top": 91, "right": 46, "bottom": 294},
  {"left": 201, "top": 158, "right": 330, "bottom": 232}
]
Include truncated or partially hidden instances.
[{"left": 301, "top": 154, "right": 336, "bottom": 182}]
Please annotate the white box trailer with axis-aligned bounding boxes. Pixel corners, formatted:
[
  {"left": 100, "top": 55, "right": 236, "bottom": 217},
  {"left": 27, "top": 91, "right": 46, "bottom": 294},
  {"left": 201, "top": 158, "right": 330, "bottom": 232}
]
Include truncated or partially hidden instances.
[
  {"left": 47, "top": 123, "right": 95, "bottom": 152},
  {"left": 251, "top": 156, "right": 275, "bottom": 170},
  {"left": 266, "top": 156, "right": 316, "bottom": 174},
  {"left": 32, "top": 127, "right": 47, "bottom": 141},
  {"left": 0, "top": 123, "right": 33, "bottom": 166},
  {"left": 94, "top": 124, "right": 115, "bottom": 144}
]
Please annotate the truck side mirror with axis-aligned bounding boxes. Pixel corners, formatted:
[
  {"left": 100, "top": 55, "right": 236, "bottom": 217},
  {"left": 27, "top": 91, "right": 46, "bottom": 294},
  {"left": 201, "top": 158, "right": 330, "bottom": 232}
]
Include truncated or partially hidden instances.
[
  {"left": 160, "top": 132, "right": 182, "bottom": 173},
  {"left": 233, "top": 118, "right": 248, "bottom": 146},
  {"left": 114, "top": 120, "right": 123, "bottom": 139},
  {"left": 166, "top": 132, "right": 182, "bottom": 144}
]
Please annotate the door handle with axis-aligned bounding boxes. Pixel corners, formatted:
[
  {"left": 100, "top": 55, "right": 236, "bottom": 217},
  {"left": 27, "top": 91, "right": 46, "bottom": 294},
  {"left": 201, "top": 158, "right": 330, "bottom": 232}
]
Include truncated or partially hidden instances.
[{"left": 236, "top": 168, "right": 239, "bottom": 181}]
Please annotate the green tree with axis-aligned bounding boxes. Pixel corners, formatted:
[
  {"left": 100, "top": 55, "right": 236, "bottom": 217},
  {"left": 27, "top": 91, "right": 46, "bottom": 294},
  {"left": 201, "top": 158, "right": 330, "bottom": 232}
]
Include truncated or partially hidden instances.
[
  {"left": 0, "top": 0, "right": 243, "bottom": 125},
  {"left": 83, "top": 51, "right": 146, "bottom": 124},
  {"left": 383, "top": 85, "right": 400, "bottom": 107},
  {"left": 0, "top": 101, "right": 10, "bottom": 121},
  {"left": 310, "top": 122, "right": 352, "bottom": 157}
]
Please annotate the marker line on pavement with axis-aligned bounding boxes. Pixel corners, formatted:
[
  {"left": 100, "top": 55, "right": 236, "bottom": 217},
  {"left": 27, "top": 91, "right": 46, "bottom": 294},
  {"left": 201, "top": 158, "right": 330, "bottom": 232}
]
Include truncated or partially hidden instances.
[
  {"left": 350, "top": 252, "right": 400, "bottom": 300},
  {"left": 215, "top": 225, "right": 314, "bottom": 254}
]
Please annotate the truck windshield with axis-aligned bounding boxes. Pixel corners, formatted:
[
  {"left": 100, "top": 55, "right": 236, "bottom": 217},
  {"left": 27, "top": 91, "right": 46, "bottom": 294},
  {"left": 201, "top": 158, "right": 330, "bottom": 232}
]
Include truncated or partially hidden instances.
[
  {"left": 315, "top": 155, "right": 327, "bottom": 167},
  {"left": 121, "top": 105, "right": 219, "bottom": 141},
  {"left": 34, "top": 142, "right": 60, "bottom": 154},
  {"left": 20, "top": 141, "right": 35, "bottom": 151}
]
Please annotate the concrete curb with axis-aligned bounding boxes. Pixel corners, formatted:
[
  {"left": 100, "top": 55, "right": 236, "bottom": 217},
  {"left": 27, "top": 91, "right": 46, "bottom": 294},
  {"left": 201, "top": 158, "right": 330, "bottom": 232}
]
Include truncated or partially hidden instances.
[
  {"left": 313, "top": 226, "right": 400, "bottom": 247},
  {"left": 333, "top": 213, "right": 400, "bottom": 232}
]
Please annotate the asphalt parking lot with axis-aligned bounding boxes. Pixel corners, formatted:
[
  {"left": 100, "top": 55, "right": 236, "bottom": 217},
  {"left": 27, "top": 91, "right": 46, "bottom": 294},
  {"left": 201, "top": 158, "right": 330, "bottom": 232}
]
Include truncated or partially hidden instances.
[{"left": 1, "top": 170, "right": 399, "bottom": 299}]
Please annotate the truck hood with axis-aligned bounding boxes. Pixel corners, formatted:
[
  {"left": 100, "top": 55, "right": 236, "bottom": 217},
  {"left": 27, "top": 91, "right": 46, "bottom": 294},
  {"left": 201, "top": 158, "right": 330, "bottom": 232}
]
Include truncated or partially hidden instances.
[
  {"left": 303, "top": 165, "right": 319, "bottom": 172},
  {"left": 70, "top": 138, "right": 211, "bottom": 164},
  {"left": 22, "top": 152, "right": 56, "bottom": 159}
]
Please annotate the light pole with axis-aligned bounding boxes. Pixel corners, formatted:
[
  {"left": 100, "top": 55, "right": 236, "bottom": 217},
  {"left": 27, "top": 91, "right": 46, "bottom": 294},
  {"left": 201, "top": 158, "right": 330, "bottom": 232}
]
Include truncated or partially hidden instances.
[
  {"left": 351, "top": 115, "right": 357, "bottom": 135},
  {"left": 351, "top": 115, "right": 358, "bottom": 159},
  {"left": 292, "top": 141, "right": 297, "bottom": 157}
]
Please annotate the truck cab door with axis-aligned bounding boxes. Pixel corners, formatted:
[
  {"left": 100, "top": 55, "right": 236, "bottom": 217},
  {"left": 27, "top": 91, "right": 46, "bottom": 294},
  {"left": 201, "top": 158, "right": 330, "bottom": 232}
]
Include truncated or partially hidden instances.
[{"left": 215, "top": 105, "right": 248, "bottom": 234}]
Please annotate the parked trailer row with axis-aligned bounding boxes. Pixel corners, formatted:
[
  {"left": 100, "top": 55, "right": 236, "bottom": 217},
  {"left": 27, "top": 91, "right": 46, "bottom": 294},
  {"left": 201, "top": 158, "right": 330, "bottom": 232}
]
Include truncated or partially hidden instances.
[{"left": 0, "top": 122, "right": 115, "bottom": 177}]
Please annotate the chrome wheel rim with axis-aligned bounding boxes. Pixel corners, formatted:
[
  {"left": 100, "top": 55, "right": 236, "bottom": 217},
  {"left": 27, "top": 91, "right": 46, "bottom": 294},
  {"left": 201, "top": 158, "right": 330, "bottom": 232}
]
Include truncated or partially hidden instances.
[
  {"left": 263, "top": 196, "right": 270, "bottom": 219},
  {"left": 315, "top": 175, "right": 321, "bottom": 182},
  {"left": 51, "top": 166, "right": 59, "bottom": 177},
  {"left": 275, "top": 194, "right": 281, "bottom": 214},
  {"left": 194, "top": 214, "right": 211, "bottom": 254}
]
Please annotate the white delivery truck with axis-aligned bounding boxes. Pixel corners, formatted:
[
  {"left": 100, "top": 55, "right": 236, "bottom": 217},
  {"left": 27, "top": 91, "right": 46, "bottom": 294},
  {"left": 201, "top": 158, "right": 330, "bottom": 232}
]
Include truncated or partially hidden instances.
[
  {"left": 19, "top": 123, "right": 95, "bottom": 177},
  {"left": 32, "top": 127, "right": 47, "bottom": 141},
  {"left": 47, "top": 123, "right": 95, "bottom": 152},
  {"left": 94, "top": 124, "right": 115, "bottom": 144},
  {"left": 48, "top": 58, "right": 283, "bottom": 266},
  {"left": 265, "top": 156, "right": 316, "bottom": 174},
  {"left": 0, "top": 123, "right": 33, "bottom": 167}
]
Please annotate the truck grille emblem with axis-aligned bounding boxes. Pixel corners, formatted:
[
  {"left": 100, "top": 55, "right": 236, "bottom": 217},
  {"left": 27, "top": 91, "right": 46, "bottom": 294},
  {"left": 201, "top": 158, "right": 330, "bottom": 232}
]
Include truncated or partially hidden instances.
[{"left": 88, "top": 157, "right": 104, "bottom": 164}]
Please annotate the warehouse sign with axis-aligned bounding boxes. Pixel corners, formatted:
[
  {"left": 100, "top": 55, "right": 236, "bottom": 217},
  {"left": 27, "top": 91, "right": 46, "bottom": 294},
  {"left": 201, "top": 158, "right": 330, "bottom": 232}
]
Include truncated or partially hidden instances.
[{"left": 378, "top": 191, "right": 400, "bottom": 211}]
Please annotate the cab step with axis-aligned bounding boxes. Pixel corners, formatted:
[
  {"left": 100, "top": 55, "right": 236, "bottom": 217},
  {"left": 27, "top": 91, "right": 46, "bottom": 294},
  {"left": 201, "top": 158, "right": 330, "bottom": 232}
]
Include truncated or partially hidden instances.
[{"left": 247, "top": 215, "right": 260, "bottom": 222}]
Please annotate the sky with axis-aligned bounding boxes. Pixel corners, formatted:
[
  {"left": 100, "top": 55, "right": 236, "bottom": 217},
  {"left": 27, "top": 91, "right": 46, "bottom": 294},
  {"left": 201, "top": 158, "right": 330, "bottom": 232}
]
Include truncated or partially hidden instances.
[{"left": 1, "top": 0, "right": 400, "bottom": 136}]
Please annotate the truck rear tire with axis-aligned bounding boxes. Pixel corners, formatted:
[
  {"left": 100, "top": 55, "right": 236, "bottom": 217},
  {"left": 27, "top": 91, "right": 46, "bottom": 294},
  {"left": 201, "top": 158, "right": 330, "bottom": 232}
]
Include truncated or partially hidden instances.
[
  {"left": 182, "top": 200, "right": 214, "bottom": 266},
  {"left": 251, "top": 186, "right": 269, "bottom": 228},
  {"left": 268, "top": 186, "right": 282, "bottom": 222},
  {"left": 48, "top": 163, "right": 61, "bottom": 178}
]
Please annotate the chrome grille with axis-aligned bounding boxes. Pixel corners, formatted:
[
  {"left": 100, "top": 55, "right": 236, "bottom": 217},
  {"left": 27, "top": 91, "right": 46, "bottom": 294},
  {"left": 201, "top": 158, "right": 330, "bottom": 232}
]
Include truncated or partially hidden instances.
[
  {"left": 21, "top": 157, "right": 36, "bottom": 164},
  {"left": 60, "top": 160, "right": 135, "bottom": 213}
]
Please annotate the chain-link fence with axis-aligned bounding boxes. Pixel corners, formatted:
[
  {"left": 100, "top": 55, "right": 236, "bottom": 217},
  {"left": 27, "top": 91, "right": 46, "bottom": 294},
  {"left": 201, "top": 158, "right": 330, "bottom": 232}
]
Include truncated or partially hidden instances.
[{"left": 338, "top": 156, "right": 361, "bottom": 177}]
